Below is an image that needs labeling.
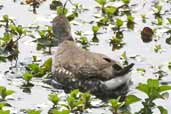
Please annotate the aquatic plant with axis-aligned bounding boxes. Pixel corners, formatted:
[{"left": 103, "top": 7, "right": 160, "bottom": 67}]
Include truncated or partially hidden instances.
[
  {"left": 154, "top": 44, "right": 162, "bottom": 53},
  {"left": 0, "top": 86, "right": 15, "bottom": 100},
  {"left": 0, "top": 108, "right": 10, "bottom": 114},
  {"left": 152, "top": 2, "right": 163, "bottom": 25},
  {"left": 110, "top": 36, "right": 125, "bottom": 51},
  {"left": 92, "top": 25, "right": 100, "bottom": 42},
  {"left": 55, "top": 0, "right": 84, "bottom": 21},
  {"left": 26, "top": 109, "right": 41, "bottom": 114},
  {"left": 109, "top": 95, "right": 140, "bottom": 114},
  {"left": 136, "top": 79, "right": 171, "bottom": 114},
  {"left": 50, "top": 0, "right": 63, "bottom": 10},
  {"left": 0, "top": 15, "right": 15, "bottom": 33},
  {"left": 49, "top": 109, "right": 70, "bottom": 114},
  {"left": 22, "top": 58, "right": 52, "bottom": 86},
  {"left": 0, "top": 16, "right": 27, "bottom": 64},
  {"left": 75, "top": 31, "right": 90, "bottom": 49},
  {"left": 48, "top": 93, "right": 60, "bottom": 107},
  {"left": 35, "top": 26, "right": 55, "bottom": 54},
  {"left": 61, "top": 89, "right": 93, "bottom": 113},
  {"left": 23, "top": 72, "right": 33, "bottom": 85}
]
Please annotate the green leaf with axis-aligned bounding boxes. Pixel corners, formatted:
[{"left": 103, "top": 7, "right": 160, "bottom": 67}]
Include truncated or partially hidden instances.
[
  {"left": 157, "top": 17, "right": 163, "bottom": 25},
  {"left": 127, "top": 15, "right": 134, "bottom": 22},
  {"left": 104, "top": 6, "right": 117, "bottom": 16},
  {"left": 137, "top": 68, "right": 146, "bottom": 75},
  {"left": 50, "top": 109, "right": 70, "bottom": 114},
  {"left": 81, "top": 92, "right": 92, "bottom": 108},
  {"left": 41, "top": 58, "right": 52, "bottom": 72},
  {"left": 121, "top": 51, "right": 127, "bottom": 60},
  {"left": 0, "top": 110, "right": 10, "bottom": 114},
  {"left": 159, "top": 85, "right": 171, "bottom": 92},
  {"left": 136, "top": 83, "right": 149, "bottom": 95},
  {"left": 26, "top": 109, "right": 41, "bottom": 114},
  {"left": 2, "top": 15, "right": 9, "bottom": 22},
  {"left": 0, "top": 86, "right": 6, "bottom": 99},
  {"left": 110, "top": 36, "right": 125, "bottom": 50},
  {"left": 0, "top": 86, "right": 15, "bottom": 100},
  {"left": 92, "top": 25, "right": 100, "bottom": 33},
  {"left": 57, "top": 6, "right": 68, "bottom": 16},
  {"left": 167, "top": 18, "right": 171, "bottom": 24},
  {"left": 147, "top": 79, "right": 159, "bottom": 88},
  {"left": 109, "top": 99, "right": 121, "bottom": 109},
  {"left": 28, "top": 64, "right": 40, "bottom": 73},
  {"left": 48, "top": 93, "right": 60, "bottom": 105},
  {"left": 125, "top": 95, "right": 141, "bottom": 106},
  {"left": 0, "top": 56, "right": 7, "bottom": 62},
  {"left": 160, "top": 92, "right": 169, "bottom": 100},
  {"left": 155, "top": 5, "right": 162, "bottom": 12},
  {"left": 95, "top": 0, "right": 106, "bottom": 5},
  {"left": 37, "top": 38, "right": 53, "bottom": 46},
  {"left": 0, "top": 103, "right": 4, "bottom": 110},
  {"left": 67, "top": 13, "right": 78, "bottom": 21},
  {"left": 122, "top": 0, "right": 130, "bottom": 4},
  {"left": 66, "top": 96, "right": 75, "bottom": 108},
  {"left": 1, "top": 33, "right": 12, "bottom": 44},
  {"left": 154, "top": 44, "right": 162, "bottom": 53},
  {"left": 79, "top": 36, "right": 89, "bottom": 45},
  {"left": 23, "top": 72, "right": 33, "bottom": 82},
  {"left": 32, "top": 56, "right": 37, "bottom": 62},
  {"left": 158, "top": 106, "right": 168, "bottom": 114},
  {"left": 6, "top": 90, "right": 15, "bottom": 96},
  {"left": 70, "top": 89, "right": 80, "bottom": 98},
  {"left": 116, "top": 19, "right": 123, "bottom": 27},
  {"left": 168, "top": 62, "right": 171, "bottom": 70}
]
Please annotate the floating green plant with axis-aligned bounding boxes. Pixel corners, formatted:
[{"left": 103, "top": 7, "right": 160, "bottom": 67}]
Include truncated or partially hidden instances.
[
  {"left": 109, "top": 95, "right": 140, "bottom": 114},
  {"left": 137, "top": 68, "right": 146, "bottom": 76},
  {"left": 92, "top": 25, "right": 100, "bottom": 42},
  {"left": 0, "top": 86, "right": 15, "bottom": 101},
  {"left": 48, "top": 93, "right": 60, "bottom": 107},
  {"left": 35, "top": 26, "right": 55, "bottom": 54},
  {"left": 110, "top": 36, "right": 125, "bottom": 51},
  {"left": 0, "top": 16, "right": 27, "bottom": 64},
  {"left": 26, "top": 109, "right": 41, "bottom": 114},
  {"left": 60, "top": 89, "right": 93, "bottom": 113},
  {"left": 24, "top": 58, "right": 52, "bottom": 78},
  {"left": 50, "top": 0, "right": 63, "bottom": 10},
  {"left": 154, "top": 44, "right": 162, "bottom": 53},
  {"left": 136, "top": 79, "right": 171, "bottom": 114},
  {"left": 49, "top": 109, "right": 70, "bottom": 114},
  {"left": 23, "top": 72, "right": 33, "bottom": 85},
  {"left": 0, "top": 15, "right": 15, "bottom": 33}
]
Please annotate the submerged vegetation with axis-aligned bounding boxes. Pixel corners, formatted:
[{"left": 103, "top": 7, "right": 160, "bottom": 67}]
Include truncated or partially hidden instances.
[{"left": 0, "top": 0, "right": 171, "bottom": 114}]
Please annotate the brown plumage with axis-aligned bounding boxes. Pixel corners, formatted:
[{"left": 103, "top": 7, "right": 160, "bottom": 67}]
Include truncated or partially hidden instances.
[
  {"left": 52, "top": 15, "right": 134, "bottom": 98},
  {"left": 54, "top": 40, "right": 121, "bottom": 81}
]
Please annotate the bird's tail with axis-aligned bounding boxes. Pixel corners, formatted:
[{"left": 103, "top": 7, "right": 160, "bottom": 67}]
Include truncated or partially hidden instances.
[{"left": 113, "top": 63, "right": 134, "bottom": 76}]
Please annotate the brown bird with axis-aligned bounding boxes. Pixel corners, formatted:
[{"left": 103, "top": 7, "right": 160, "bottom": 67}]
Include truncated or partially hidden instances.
[
  {"left": 141, "top": 27, "right": 153, "bottom": 43},
  {"left": 52, "top": 16, "right": 134, "bottom": 98}
]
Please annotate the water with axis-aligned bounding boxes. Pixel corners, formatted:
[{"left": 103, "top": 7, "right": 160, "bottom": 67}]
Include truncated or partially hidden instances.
[{"left": 0, "top": 0, "right": 171, "bottom": 114}]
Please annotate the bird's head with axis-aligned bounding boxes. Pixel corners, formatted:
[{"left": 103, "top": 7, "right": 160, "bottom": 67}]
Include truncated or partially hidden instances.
[{"left": 52, "top": 15, "right": 73, "bottom": 45}]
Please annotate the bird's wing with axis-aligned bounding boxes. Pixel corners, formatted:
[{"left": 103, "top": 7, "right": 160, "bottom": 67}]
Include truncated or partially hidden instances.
[
  {"left": 54, "top": 41, "right": 120, "bottom": 80},
  {"left": 75, "top": 51, "right": 118, "bottom": 80}
]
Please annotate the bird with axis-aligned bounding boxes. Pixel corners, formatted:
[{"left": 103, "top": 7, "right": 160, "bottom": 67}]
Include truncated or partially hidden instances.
[
  {"left": 52, "top": 15, "right": 134, "bottom": 99},
  {"left": 141, "top": 27, "right": 153, "bottom": 43}
]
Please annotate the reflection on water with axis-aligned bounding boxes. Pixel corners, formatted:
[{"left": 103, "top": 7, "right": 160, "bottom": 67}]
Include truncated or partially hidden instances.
[{"left": 0, "top": 0, "right": 171, "bottom": 114}]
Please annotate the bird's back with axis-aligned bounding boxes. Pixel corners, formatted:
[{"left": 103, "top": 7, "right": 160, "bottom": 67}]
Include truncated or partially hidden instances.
[{"left": 53, "top": 40, "right": 117, "bottom": 80}]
